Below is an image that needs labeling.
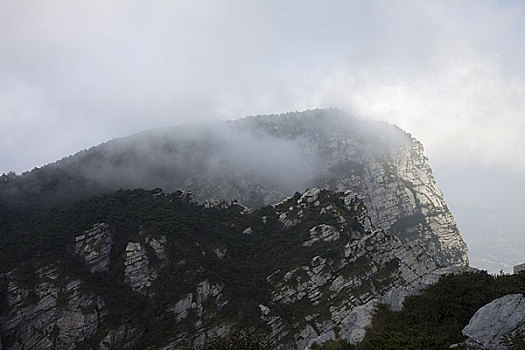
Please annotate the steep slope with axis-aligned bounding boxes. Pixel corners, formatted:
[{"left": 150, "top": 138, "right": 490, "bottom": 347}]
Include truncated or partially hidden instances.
[
  {"left": 0, "top": 188, "right": 462, "bottom": 349},
  {"left": 314, "top": 271, "right": 525, "bottom": 349},
  {"left": 0, "top": 109, "right": 468, "bottom": 269}
]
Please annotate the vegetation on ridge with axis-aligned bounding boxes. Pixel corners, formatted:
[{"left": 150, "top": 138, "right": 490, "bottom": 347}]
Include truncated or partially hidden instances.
[
  {"left": 1, "top": 186, "right": 522, "bottom": 349},
  {"left": 0, "top": 109, "right": 413, "bottom": 214},
  {"left": 313, "top": 271, "right": 525, "bottom": 350},
  {"left": 180, "top": 270, "right": 525, "bottom": 349},
  {"left": 0, "top": 187, "right": 371, "bottom": 348}
]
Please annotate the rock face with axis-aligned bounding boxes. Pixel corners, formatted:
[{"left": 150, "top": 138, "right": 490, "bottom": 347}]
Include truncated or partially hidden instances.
[
  {"left": 0, "top": 111, "right": 470, "bottom": 349},
  {"left": 0, "top": 265, "right": 103, "bottom": 350},
  {"left": 303, "top": 224, "right": 340, "bottom": 247},
  {"left": 264, "top": 189, "right": 459, "bottom": 348},
  {"left": 124, "top": 242, "right": 158, "bottom": 294},
  {"left": 74, "top": 223, "right": 112, "bottom": 272},
  {"left": 122, "top": 232, "right": 168, "bottom": 294},
  {"left": 462, "top": 294, "right": 525, "bottom": 350},
  {"left": 0, "top": 110, "right": 468, "bottom": 270},
  {"left": 312, "top": 132, "right": 467, "bottom": 268},
  {"left": 186, "top": 112, "right": 469, "bottom": 268},
  {"left": 0, "top": 187, "right": 468, "bottom": 350},
  {"left": 514, "top": 263, "right": 525, "bottom": 274},
  {"left": 146, "top": 235, "right": 167, "bottom": 260}
]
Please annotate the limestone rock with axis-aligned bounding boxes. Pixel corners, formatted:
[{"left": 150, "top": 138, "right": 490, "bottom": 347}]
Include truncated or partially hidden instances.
[
  {"left": 307, "top": 134, "right": 468, "bottom": 268},
  {"left": 145, "top": 235, "right": 167, "bottom": 260},
  {"left": 74, "top": 223, "right": 112, "bottom": 272},
  {"left": 462, "top": 294, "right": 525, "bottom": 350},
  {"left": 338, "top": 300, "right": 377, "bottom": 344},
  {"left": 0, "top": 265, "right": 103, "bottom": 350},
  {"left": 124, "top": 242, "right": 157, "bottom": 294},
  {"left": 514, "top": 263, "right": 525, "bottom": 274},
  {"left": 171, "top": 294, "right": 193, "bottom": 322},
  {"left": 264, "top": 189, "right": 467, "bottom": 348},
  {"left": 303, "top": 224, "right": 340, "bottom": 246}
]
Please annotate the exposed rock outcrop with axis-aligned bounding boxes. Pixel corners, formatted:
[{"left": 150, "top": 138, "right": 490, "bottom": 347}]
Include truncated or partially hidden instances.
[
  {"left": 313, "top": 134, "right": 468, "bottom": 268},
  {"left": 163, "top": 280, "right": 227, "bottom": 349},
  {"left": 303, "top": 224, "right": 340, "bottom": 247},
  {"left": 74, "top": 223, "right": 112, "bottom": 273},
  {"left": 462, "top": 294, "right": 525, "bottom": 350},
  {"left": 148, "top": 236, "right": 167, "bottom": 259},
  {"left": 0, "top": 186, "right": 467, "bottom": 350},
  {"left": 0, "top": 111, "right": 470, "bottom": 350},
  {"left": 263, "top": 189, "right": 463, "bottom": 348},
  {"left": 514, "top": 263, "right": 525, "bottom": 274},
  {"left": 124, "top": 242, "right": 158, "bottom": 294},
  {"left": 0, "top": 265, "right": 103, "bottom": 350}
]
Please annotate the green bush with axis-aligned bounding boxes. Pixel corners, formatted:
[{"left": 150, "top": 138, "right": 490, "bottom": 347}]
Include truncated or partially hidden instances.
[{"left": 195, "top": 330, "right": 271, "bottom": 350}]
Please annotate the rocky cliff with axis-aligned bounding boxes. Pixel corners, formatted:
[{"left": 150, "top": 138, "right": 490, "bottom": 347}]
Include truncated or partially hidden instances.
[
  {"left": 0, "top": 187, "right": 467, "bottom": 349},
  {"left": 0, "top": 110, "right": 468, "bottom": 268},
  {"left": 0, "top": 265, "right": 104, "bottom": 349},
  {"left": 0, "top": 110, "right": 469, "bottom": 349}
]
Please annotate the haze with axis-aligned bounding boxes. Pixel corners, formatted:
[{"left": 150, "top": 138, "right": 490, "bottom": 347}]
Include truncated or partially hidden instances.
[{"left": 1, "top": 0, "right": 524, "bottom": 272}]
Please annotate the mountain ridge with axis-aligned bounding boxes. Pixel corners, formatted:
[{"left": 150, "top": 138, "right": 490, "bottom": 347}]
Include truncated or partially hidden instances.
[
  {"left": 0, "top": 109, "right": 469, "bottom": 349},
  {"left": 0, "top": 187, "right": 466, "bottom": 349},
  {"left": 0, "top": 109, "right": 467, "bottom": 264}
]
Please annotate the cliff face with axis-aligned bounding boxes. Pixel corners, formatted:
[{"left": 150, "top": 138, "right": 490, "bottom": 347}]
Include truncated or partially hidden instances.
[
  {"left": 0, "top": 188, "right": 466, "bottom": 349},
  {"left": 0, "top": 266, "right": 104, "bottom": 349},
  {"left": 309, "top": 132, "right": 467, "bottom": 268},
  {"left": 182, "top": 112, "right": 468, "bottom": 268},
  {"left": 0, "top": 110, "right": 468, "bottom": 349},
  {"left": 247, "top": 189, "right": 460, "bottom": 349}
]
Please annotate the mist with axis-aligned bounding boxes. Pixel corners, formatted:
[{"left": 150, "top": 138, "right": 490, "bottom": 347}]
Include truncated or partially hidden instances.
[
  {"left": 0, "top": 109, "right": 413, "bottom": 212},
  {"left": 78, "top": 120, "right": 324, "bottom": 203}
]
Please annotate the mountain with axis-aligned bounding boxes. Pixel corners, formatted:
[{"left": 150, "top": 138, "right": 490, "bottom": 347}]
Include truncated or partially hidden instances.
[
  {"left": 0, "top": 109, "right": 469, "bottom": 349},
  {"left": 0, "top": 188, "right": 465, "bottom": 349},
  {"left": 0, "top": 109, "right": 468, "bottom": 266}
]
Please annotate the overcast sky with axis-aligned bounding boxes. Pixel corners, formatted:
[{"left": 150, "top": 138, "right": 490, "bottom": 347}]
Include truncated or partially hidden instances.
[
  {"left": 1, "top": 1, "right": 524, "bottom": 270},
  {"left": 1, "top": 0, "right": 524, "bottom": 174}
]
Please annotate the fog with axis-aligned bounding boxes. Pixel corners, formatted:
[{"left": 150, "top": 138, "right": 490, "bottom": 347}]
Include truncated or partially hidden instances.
[
  {"left": 79, "top": 120, "right": 323, "bottom": 199},
  {"left": 1, "top": 1, "right": 524, "bottom": 272},
  {"left": 34, "top": 110, "right": 405, "bottom": 208}
]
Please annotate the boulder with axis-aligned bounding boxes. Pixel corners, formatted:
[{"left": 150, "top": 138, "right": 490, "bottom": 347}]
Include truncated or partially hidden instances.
[
  {"left": 463, "top": 294, "right": 525, "bottom": 349},
  {"left": 514, "top": 263, "right": 525, "bottom": 274}
]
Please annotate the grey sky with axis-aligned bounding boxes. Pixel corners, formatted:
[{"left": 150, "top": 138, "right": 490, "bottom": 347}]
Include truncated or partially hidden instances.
[
  {"left": 1, "top": 0, "right": 524, "bottom": 174},
  {"left": 0, "top": 1, "right": 524, "bottom": 271}
]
